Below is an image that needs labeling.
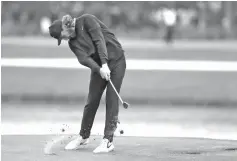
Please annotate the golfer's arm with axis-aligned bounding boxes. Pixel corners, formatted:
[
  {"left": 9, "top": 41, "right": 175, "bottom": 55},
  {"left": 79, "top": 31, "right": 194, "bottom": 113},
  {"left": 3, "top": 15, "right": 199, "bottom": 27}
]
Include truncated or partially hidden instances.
[
  {"left": 79, "top": 56, "right": 101, "bottom": 73},
  {"left": 85, "top": 16, "right": 108, "bottom": 65},
  {"left": 69, "top": 45, "right": 101, "bottom": 73}
]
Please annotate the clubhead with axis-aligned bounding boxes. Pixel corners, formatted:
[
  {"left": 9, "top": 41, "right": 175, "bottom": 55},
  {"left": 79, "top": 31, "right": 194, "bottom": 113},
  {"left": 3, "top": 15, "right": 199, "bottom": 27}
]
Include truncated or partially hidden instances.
[{"left": 122, "top": 102, "right": 129, "bottom": 109}]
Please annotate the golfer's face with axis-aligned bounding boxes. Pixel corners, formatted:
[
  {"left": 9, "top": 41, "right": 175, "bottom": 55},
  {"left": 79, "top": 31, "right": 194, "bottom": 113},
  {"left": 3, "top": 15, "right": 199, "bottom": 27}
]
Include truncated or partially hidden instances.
[{"left": 61, "top": 30, "right": 70, "bottom": 40}]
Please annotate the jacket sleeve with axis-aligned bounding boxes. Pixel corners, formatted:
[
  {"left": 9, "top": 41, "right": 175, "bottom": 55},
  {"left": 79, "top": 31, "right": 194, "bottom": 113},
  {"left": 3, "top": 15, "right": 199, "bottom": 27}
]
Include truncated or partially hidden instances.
[
  {"left": 69, "top": 42, "right": 101, "bottom": 73},
  {"left": 84, "top": 15, "right": 108, "bottom": 65}
]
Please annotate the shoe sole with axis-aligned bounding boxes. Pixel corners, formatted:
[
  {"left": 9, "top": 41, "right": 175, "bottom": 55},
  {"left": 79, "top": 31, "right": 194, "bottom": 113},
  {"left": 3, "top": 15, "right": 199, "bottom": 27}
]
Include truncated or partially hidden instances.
[
  {"left": 93, "top": 146, "right": 115, "bottom": 154},
  {"left": 65, "top": 141, "right": 89, "bottom": 150}
]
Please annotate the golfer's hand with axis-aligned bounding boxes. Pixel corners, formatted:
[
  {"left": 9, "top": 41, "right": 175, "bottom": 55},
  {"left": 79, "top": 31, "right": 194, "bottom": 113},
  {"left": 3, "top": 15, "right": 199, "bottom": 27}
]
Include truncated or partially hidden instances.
[{"left": 100, "top": 64, "right": 110, "bottom": 81}]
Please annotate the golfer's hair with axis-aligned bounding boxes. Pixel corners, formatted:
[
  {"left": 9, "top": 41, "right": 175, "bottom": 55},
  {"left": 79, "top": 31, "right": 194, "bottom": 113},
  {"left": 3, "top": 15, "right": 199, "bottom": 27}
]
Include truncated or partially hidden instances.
[{"left": 62, "top": 14, "right": 73, "bottom": 28}]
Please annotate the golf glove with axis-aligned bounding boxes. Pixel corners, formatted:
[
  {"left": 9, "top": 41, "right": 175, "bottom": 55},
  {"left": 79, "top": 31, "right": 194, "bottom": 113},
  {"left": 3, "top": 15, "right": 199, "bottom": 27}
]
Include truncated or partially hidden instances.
[{"left": 100, "top": 64, "right": 110, "bottom": 81}]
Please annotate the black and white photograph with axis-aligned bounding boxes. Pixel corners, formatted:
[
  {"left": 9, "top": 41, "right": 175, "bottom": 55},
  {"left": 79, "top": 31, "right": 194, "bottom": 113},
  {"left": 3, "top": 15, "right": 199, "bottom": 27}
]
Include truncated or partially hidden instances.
[{"left": 1, "top": 1, "right": 237, "bottom": 161}]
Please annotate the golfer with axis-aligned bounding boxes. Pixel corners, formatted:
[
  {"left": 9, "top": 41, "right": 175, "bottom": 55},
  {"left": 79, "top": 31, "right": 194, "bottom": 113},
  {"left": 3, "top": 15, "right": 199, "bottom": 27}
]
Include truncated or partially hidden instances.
[{"left": 49, "top": 14, "right": 126, "bottom": 153}]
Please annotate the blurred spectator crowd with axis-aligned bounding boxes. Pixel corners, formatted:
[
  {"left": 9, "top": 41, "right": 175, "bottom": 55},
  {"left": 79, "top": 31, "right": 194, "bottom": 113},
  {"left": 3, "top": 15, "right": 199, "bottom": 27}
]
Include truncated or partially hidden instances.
[{"left": 2, "top": 1, "right": 237, "bottom": 39}]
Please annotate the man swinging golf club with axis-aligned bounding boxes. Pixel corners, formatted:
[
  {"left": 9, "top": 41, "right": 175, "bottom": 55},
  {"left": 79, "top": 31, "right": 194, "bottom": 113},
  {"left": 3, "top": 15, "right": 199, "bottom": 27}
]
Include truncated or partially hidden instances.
[{"left": 49, "top": 14, "right": 126, "bottom": 153}]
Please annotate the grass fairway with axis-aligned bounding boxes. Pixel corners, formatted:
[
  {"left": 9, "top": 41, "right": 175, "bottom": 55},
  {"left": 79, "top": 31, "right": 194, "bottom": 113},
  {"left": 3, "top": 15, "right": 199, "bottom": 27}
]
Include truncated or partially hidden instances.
[
  {"left": 2, "top": 67, "right": 237, "bottom": 106},
  {"left": 2, "top": 103, "right": 237, "bottom": 139},
  {"left": 2, "top": 135, "right": 237, "bottom": 161}
]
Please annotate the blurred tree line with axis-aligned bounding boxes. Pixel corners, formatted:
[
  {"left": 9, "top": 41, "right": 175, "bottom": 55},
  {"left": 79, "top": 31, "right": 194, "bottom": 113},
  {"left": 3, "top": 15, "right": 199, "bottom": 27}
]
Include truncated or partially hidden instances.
[{"left": 1, "top": 1, "right": 237, "bottom": 39}]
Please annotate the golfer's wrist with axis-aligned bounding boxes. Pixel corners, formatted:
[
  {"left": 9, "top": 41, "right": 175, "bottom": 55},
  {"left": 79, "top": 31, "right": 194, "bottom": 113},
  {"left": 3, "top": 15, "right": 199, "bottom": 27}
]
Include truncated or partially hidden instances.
[{"left": 102, "top": 63, "right": 108, "bottom": 68}]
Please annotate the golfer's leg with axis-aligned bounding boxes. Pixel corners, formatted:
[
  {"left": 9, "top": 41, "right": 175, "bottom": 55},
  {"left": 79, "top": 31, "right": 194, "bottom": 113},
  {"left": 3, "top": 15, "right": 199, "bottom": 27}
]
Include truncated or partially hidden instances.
[
  {"left": 104, "top": 58, "right": 126, "bottom": 142},
  {"left": 80, "top": 71, "right": 107, "bottom": 139}
]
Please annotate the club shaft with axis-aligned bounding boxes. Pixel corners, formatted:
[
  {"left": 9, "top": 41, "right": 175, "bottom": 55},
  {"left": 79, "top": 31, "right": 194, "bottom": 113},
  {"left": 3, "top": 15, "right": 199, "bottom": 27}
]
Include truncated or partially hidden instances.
[{"left": 109, "top": 79, "right": 123, "bottom": 103}]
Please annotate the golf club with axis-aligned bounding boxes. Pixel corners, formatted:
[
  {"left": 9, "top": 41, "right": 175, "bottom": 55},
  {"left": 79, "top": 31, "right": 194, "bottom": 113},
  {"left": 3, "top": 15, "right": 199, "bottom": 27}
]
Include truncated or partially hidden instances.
[{"left": 109, "top": 79, "right": 129, "bottom": 109}]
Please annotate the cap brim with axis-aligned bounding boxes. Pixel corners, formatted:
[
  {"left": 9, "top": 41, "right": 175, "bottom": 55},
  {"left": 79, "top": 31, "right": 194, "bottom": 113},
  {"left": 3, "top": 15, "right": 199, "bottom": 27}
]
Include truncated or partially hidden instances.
[{"left": 57, "top": 38, "right": 62, "bottom": 46}]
